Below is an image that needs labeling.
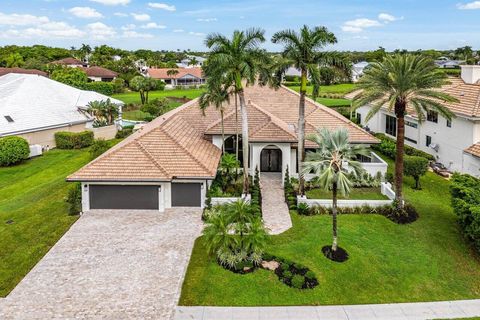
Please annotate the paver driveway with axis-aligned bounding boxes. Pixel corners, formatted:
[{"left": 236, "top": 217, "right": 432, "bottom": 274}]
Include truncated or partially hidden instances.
[{"left": 0, "top": 208, "right": 203, "bottom": 320}]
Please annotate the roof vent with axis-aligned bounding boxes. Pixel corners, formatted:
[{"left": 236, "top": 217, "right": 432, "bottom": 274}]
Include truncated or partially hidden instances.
[{"left": 4, "top": 115, "right": 14, "bottom": 123}]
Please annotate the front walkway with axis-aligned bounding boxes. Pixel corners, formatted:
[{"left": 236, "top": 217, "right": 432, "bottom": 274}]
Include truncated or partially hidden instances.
[
  {"left": 175, "top": 299, "right": 480, "bottom": 320},
  {"left": 0, "top": 208, "right": 203, "bottom": 320},
  {"left": 260, "top": 172, "right": 292, "bottom": 234}
]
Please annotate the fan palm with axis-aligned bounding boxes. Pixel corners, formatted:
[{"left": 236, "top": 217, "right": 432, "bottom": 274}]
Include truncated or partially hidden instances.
[
  {"left": 204, "top": 28, "right": 269, "bottom": 194},
  {"left": 353, "top": 54, "right": 458, "bottom": 211},
  {"left": 303, "top": 128, "right": 369, "bottom": 254},
  {"left": 272, "top": 25, "right": 349, "bottom": 196}
]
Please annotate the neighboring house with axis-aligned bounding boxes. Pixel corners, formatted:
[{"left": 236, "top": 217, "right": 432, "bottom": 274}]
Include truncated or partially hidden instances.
[
  {"left": 147, "top": 67, "right": 205, "bottom": 88},
  {"left": 352, "top": 61, "right": 369, "bottom": 82},
  {"left": 50, "top": 57, "right": 87, "bottom": 68},
  {"left": 435, "top": 57, "right": 465, "bottom": 69},
  {"left": 0, "top": 73, "right": 123, "bottom": 148},
  {"left": 68, "top": 85, "right": 383, "bottom": 212},
  {"left": 81, "top": 66, "right": 118, "bottom": 82},
  {"left": 177, "top": 55, "right": 207, "bottom": 68},
  {"left": 0, "top": 67, "right": 48, "bottom": 77},
  {"left": 284, "top": 67, "right": 302, "bottom": 78},
  {"left": 355, "top": 65, "right": 480, "bottom": 177}
]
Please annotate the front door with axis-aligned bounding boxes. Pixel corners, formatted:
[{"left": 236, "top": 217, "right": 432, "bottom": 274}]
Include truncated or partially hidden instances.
[{"left": 260, "top": 149, "right": 282, "bottom": 172}]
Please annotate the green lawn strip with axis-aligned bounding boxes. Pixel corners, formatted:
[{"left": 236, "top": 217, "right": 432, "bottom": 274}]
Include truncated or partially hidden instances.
[
  {"left": 306, "top": 187, "right": 388, "bottom": 200},
  {"left": 317, "top": 97, "right": 352, "bottom": 107},
  {"left": 112, "top": 88, "right": 204, "bottom": 104},
  {"left": 288, "top": 83, "right": 357, "bottom": 95},
  {"left": 0, "top": 148, "right": 91, "bottom": 297},
  {"left": 179, "top": 153, "right": 480, "bottom": 306}
]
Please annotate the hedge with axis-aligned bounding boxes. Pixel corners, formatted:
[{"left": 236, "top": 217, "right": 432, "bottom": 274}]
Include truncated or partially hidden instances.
[
  {"left": 0, "top": 136, "right": 30, "bottom": 166},
  {"left": 81, "top": 82, "right": 115, "bottom": 96},
  {"left": 372, "top": 133, "right": 435, "bottom": 161},
  {"left": 54, "top": 131, "right": 94, "bottom": 149},
  {"left": 450, "top": 173, "right": 480, "bottom": 253}
]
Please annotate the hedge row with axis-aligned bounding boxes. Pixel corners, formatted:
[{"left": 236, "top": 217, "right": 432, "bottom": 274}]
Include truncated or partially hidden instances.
[
  {"left": 0, "top": 136, "right": 30, "bottom": 166},
  {"left": 54, "top": 131, "right": 94, "bottom": 149},
  {"left": 372, "top": 133, "right": 435, "bottom": 161},
  {"left": 80, "top": 82, "right": 114, "bottom": 96}
]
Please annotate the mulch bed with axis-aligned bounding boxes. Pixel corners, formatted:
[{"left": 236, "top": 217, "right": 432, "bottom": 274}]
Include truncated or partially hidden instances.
[{"left": 322, "top": 246, "right": 349, "bottom": 263}]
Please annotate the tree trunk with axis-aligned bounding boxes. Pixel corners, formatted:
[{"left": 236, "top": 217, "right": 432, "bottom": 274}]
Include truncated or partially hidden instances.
[
  {"left": 220, "top": 109, "right": 225, "bottom": 155},
  {"left": 235, "top": 92, "right": 239, "bottom": 162},
  {"left": 238, "top": 89, "right": 250, "bottom": 194},
  {"left": 395, "top": 104, "right": 406, "bottom": 211},
  {"left": 145, "top": 90, "right": 149, "bottom": 104},
  {"left": 332, "top": 181, "right": 338, "bottom": 252},
  {"left": 297, "top": 71, "right": 307, "bottom": 196}
]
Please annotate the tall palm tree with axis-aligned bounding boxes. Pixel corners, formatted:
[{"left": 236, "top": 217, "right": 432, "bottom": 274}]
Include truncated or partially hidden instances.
[
  {"left": 199, "top": 80, "right": 230, "bottom": 154},
  {"left": 353, "top": 54, "right": 458, "bottom": 212},
  {"left": 166, "top": 69, "right": 179, "bottom": 86},
  {"left": 204, "top": 28, "right": 269, "bottom": 194},
  {"left": 303, "top": 128, "right": 369, "bottom": 257},
  {"left": 272, "top": 25, "right": 348, "bottom": 196}
]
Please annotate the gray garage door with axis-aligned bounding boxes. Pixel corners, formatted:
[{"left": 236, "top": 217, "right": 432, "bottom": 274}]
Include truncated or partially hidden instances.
[
  {"left": 89, "top": 185, "right": 159, "bottom": 210},
  {"left": 171, "top": 183, "right": 202, "bottom": 207}
]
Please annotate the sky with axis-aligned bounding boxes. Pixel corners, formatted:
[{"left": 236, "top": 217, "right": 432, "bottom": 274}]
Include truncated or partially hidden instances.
[{"left": 1, "top": 0, "right": 480, "bottom": 51}]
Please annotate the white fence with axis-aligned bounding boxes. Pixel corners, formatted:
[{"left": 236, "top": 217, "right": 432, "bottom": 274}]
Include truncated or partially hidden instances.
[
  {"left": 211, "top": 194, "right": 251, "bottom": 206},
  {"left": 297, "top": 182, "right": 395, "bottom": 208}
]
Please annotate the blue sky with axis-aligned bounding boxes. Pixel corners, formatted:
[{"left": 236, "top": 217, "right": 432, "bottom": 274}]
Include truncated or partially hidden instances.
[{"left": 1, "top": 0, "right": 480, "bottom": 51}]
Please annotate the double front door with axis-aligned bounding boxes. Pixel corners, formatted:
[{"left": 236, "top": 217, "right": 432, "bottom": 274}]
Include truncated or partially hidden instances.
[{"left": 260, "top": 149, "right": 282, "bottom": 172}]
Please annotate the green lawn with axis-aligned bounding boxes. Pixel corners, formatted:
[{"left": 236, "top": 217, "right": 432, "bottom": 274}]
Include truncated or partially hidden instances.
[
  {"left": 0, "top": 149, "right": 92, "bottom": 297},
  {"left": 179, "top": 155, "right": 480, "bottom": 306},
  {"left": 112, "top": 88, "right": 204, "bottom": 104},
  {"left": 306, "top": 187, "right": 388, "bottom": 200},
  {"left": 122, "top": 101, "right": 183, "bottom": 121},
  {"left": 317, "top": 97, "right": 352, "bottom": 107},
  {"left": 288, "top": 83, "right": 357, "bottom": 96}
]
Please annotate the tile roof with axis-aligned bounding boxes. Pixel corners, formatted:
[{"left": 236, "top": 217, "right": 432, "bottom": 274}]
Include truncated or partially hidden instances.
[
  {"left": 81, "top": 66, "right": 118, "bottom": 78},
  {"left": 50, "top": 57, "right": 85, "bottom": 66},
  {"left": 147, "top": 67, "right": 204, "bottom": 80},
  {"left": 464, "top": 143, "right": 480, "bottom": 158},
  {"left": 68, "top": 84, "right": 376, "bottom": 182},
  {"left": 0, "top": 68, "right": 47, "bottom": 77}
]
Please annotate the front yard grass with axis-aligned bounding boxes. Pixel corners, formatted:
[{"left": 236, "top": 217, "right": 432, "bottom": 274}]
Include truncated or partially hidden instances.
[
  {"left": 179, "top": 157, "right": 480, "bottom": 306},
  {"left": 112, "top": 88, "right": 204, "bottom": 104},
  {"left": 288, "top": 83, "right": 357, "bottom": 96},
  {"left": 306, "top": 187, "right": 388, "bottom": 200},
  {"left": 0, "top": 148, "right": 91, "bottom": 297}
]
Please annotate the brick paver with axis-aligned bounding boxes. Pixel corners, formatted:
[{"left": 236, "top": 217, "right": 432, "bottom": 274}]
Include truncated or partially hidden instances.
[{"left": 260, "top": 172, "right": 292, "bottom": 235}]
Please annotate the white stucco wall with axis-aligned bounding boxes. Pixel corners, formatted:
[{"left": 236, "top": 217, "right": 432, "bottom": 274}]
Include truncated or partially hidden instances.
[
  {"left": 250, "top": 142, "right": 291, "bottom": 184},
  {"left": 462, "top": 153, "right": 480, "bottom": 177}
]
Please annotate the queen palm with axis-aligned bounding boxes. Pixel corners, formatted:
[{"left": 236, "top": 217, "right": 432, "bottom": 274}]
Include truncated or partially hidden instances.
[
  {"left": 204, "top": 28, "right": 269, "bottom": 194},
  {"left": 353, "top": 54, "right": 458, "bottom": 212},
  {"left": 272, "top": 25, "right": 348, "bottom": 196},
  {"left": 303, "top": 128, "right": 369, "bottom": 258}
]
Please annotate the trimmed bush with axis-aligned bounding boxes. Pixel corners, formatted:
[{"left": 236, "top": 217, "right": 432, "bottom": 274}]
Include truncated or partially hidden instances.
[
  {"left": 291, "top": 275, "right": 305, "bottom": 289},
  {"left": 403, "top": 155, "right": 429, "bottom": 189},
  {"left": 115, "top": 126, "right": 133, "bottom": 139},
  {"left": 89, "top": 139, "right": 110, "bottom": 160},
  {"left": 372, "top": 133, "right": 435, "bottom": 161},
  {"left": 66, "top": 182, "right": 82, "bottom": 215},
  {"left": 0, "top": 136, "right": 30, "bottom": 166},
  {"left": 81, "top": 82, "right": 114, "bottom": 96},
  {"left": 55, "top": 131, "right": 94, "bottom": 149},
  {"left": 297, "top": 202, "right": 309, "bottom": 215}
]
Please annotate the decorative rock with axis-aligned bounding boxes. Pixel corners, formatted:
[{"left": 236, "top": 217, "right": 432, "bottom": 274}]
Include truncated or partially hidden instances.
[{"left": 261, "top": 260, "right": 280, "bottom": 271}]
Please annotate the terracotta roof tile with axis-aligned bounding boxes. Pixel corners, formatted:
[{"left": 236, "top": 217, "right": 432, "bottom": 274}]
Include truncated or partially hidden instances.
[
  {"left": 147, "top": 67, "right": 203, "bottom": 80},
  {"left": 0, "top": 68, "right": 47, "bottom": 77},
  {"left": 81, "top": 66, "right": 118, "bottom": 78},
  {"left": 464, "top": 143, "right": 480, "bottom": 158}
]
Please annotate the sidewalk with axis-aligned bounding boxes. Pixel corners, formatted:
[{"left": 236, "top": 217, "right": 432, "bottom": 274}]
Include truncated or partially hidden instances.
[
  {"left": 175, "top": 299, "right": 480, "bottom": 320},
  {"left": 260, "top": 172, "right": 292, "bottom": 234}
]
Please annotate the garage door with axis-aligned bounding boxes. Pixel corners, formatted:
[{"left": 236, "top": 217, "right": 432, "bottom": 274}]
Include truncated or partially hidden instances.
[
  {"left": 171, "top": 183, "right": 202, "bottom": 207},
  {"left": 89, "top": 185, "right": 159, "bottom": 210}
]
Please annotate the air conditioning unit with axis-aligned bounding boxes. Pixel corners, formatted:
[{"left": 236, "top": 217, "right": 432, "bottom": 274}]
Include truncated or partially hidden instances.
[
  {"left": 29, "top": 144, "right": 43, "bottom": 158},
  {"left": 429, "top": 143, "right": 439, "bottom": 152}
]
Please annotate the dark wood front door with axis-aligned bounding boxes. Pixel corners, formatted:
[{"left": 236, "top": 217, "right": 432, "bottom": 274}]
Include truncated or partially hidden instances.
[{"left": 260, "top": 149, "right": 282, "bottom": 172}]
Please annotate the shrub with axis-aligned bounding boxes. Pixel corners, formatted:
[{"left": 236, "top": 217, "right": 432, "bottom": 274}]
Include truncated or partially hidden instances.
[
  {"left": 403, "top": 155, "right": 429, "bottom": 189},
  {"left": 140, "top": 98, "right": 169, "bottom": 117},
  {"left": 283, "top": 270, "right": 293, "bottom": 279},
  {"left": 66, "top": 182, "right": 82, "bottom": 215},
  {"left": 81, "top": 82, "right": 114, "bottom": 96},
  {"left": 89, "top": 139, "right": 110, "bottom": 160},
  {"left": 115, "top": 126, "right": 133, "bottom": 139},
  {"left": 297, "top": 202, "right": 310, "bottom": 215},
  {"left": 0, "top": 136, "right": 30, "bottom": 166},
  {"left": 450, "top": 173, "right": 480, "bottom": 253},
  {"left": 291, "top": 275, "right": 305, "bottom": 289},
  {"left": 305, "top": 270, "right": 316, "bottom": 280},
  {"left": 55, "top": 131, "right": 94, "bottom": 149},
  {"left": 372, "top": 133, "right": 435, "bottom": 161},
  {"left": 112, "top": 78, "right": 125, "bottom": 94}
]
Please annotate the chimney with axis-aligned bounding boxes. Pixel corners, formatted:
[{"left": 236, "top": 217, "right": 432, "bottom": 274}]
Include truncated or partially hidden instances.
[{"left": 461, "top": 65, "right": 480, "bottom": 84}]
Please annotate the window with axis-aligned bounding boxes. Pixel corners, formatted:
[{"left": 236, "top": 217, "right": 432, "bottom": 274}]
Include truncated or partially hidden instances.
[
  {"left": 447, "top": 119, "right": 452, "bottom": 128},
  {"left": 427, "top": 110, "right": 438, "bottom": 123},
  {"left": 405, "top": 137, "right": 417, "bottom": 144},
  {"left": 356, "top": 113, "right": 362, "bottom": 124},
  {"left": 4, "top": 115, "right": 13, "bottom": 123},
  {"left": 406, "top": 120, "right": 418, "bottom": 128},
  {"left": 385, "top": 115, "right": 397, "bottom": 137},
  {"left": 426, "top": 135, "right": 432, "bottom": 147}
]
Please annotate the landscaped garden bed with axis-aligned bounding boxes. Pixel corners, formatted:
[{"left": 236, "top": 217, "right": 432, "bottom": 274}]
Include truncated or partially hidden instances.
[{"left": 306, "top": 187, "right": 388, "bottom": 200}]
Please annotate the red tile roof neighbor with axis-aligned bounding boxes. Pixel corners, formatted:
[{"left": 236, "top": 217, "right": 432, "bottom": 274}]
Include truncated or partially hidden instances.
[
  {"left": 68, "top": 85, "right": 377, "bottom": 182},
  {"left": 464, "top": 143, "right": 480, "bottom": 158},
  {"left": 50, "top": 57, "right": 85, "bottom": 66},
  {"left": 81, "top": 66, "right": 118, "bottom": 78},
  {"left": 0, "top": 68, "right": 47, "bottom": 77},
  {"left": 147, "top": 67, "right": 203, "bottom": 80}
]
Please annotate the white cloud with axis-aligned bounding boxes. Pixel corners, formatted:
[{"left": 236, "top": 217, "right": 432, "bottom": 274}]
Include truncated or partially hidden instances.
[
  {"left": 141, "top": 22, "right": 166, "bottom": 29},
  {"left": 86, "top": 22, "right": 116, "bottom": 39},
  {"left": 196, "top": 18, "right": 217, "bottom": 22},
  {"left": 122, "top": 30, "right": 153, "bottom": 38},
  {"left": 173, "top": 29, "right": 184, "bottom": 32},
  {"left": 457, "top": 1, "right": 480, "bottom": 9},
  {"left": 0, "top": 12, "right": 50, "bottom": 26},
  {"left": 114, "top": 12, "right": 128, "bottom": 17},
  {"left": 68, "top": 7, "right": 103, "bottom": 19},
  {"left": 1, "top": 21, "right": 85, "bottom": 39},
  {"left": 189, "top": 31, "right": 205, "bottom": 36},
  {"left": 378, "top": 13, "right": 403, "bottom": 22},
  {"left": 148, "top": 2, "right": 176, "bottom": 11},
  {"left": 121, "top": 23, "right": 136, "bottom": 31},
  {"left": 131, "top": 13, "right": 150, "bottom": 21},
  {"left": 89, "top": 0, "right": 130, "bottom": 5}
]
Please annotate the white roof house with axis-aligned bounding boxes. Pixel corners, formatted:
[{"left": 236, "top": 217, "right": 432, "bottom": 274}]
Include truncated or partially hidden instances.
[
  {"left": 0, "top": 73, "right": 123, "bottom": 138},
  {"left": 352, "top": 61, "right": 370, "bottom": 82}
]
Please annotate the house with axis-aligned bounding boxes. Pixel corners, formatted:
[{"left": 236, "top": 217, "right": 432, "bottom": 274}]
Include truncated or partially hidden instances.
[
  {"left": 354, "top": 65, "right": 480, "bottom": 177},
  {"left": 434, "top": 57, "right": 464, "bottom": 69},
  {"left": 147, "top": 67, "right": 205, "bottom": 88},
  {"left": 81, "top": 66, "right": 118, "bottom": 82},
  {"left": 50, "top": 57, "right": 87, "bottom": 68},
  {"left": 352, "top": 61, "right": 369, "bottom": 82},
  {"left": 0, "top": 67, "right": 47, "bottom": 77},
  {"left": 177, "top": 55, "right": 207, "bottom": 68},
  {"left": 0, "top": 73, "right": 124, "bottom": 148},
  {"left": 68, "top": 85, "right": 383, "bottom": 212}
]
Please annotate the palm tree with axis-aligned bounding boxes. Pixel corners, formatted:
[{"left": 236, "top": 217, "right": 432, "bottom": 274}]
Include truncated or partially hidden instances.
[
  {"left": 353, "top": 54, "right": 458, "bottom": 212},
  {"left": 166, "top": 69, "right": 179, "bottom": 86},
  {"left": 303, "top": 128, "right": 369, "bottom": 258},
  {"left": 199, "top": 80, "right": 230, "bottom": 153},
  {"left": 204, "top": 28, "right": 269, "bottom": 194},
  {"left": 272, "top": 25, "right": 348, "bottom": 197}
]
